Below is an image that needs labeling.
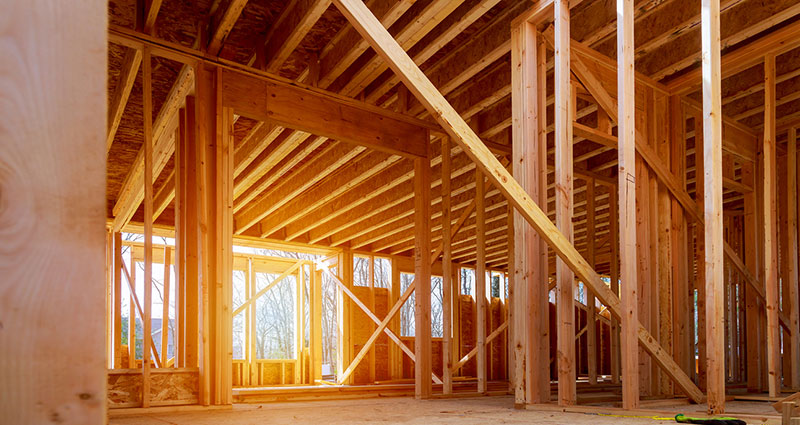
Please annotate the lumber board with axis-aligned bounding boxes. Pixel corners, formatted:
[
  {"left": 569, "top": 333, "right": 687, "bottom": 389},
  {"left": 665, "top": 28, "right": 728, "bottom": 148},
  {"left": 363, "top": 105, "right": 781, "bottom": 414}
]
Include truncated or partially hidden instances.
[
  {"left": 763, "top": 54, "right": 780, "bottom": 399},
  {"left": 221, "top": 69, "right": 428, "bottom": 158},
  {"left": 207, "top": 0, "right": 248, "bottom": 55},
  {"left": 700, "top": 0, "right": 725, "bottom": 413},
  {"left": 414, "top": 156, "right": 433, "bottom": 399},
  {"left": 331, "top": 0, "right": 704, "bottom": 404},
  {"left": 617, "top": 0, "right": 639, "bottom": 410},
  {"left": 0, "top": 1, "right": 107, "bottom": 422},
  {"left": 554, "top": 0, "right": 576, "bottom": 407}
]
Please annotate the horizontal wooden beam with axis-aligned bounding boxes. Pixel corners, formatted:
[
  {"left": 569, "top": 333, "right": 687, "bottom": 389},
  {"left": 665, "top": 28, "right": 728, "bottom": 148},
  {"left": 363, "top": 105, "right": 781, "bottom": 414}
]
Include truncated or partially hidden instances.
[{"left": 221, "top": 69, "right": 429, "bottom": 158}]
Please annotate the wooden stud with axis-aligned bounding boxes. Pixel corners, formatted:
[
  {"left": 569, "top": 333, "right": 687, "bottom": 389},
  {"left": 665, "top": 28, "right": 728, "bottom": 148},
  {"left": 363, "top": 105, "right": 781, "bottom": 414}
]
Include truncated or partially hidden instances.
[
  {"left": 129, "top": 260, "right": 137, "bottom": 369},
  {"left": 162, "top": 247, "right": 172, "bottom": 367},
  {"left": 554, "top": 0, "right": 576, "bottom": 406},
  {"left": 511, "top": 19, "right": 549, "bottom": 405},
  {"left": 114, "top": 232, "right": 124, "bottom": 369},
  {"left": 442, "top": 138, "right": 453, "bottom": 395},
  {"left": 142, "top": 45, "right": 154, "bottom": 408},
  {"left": 415, "top": 155, "right": 433, "bottom": 399},
  {"left": 312, "top": 266, "right": 323, "bottom": 383},
  {"left": 0, "top": 1, "right": 106, "bottom": 420},
  {"left": 181, "top": 99, "right": 200, "bottom": 371},
  {"left": 367, "top": 256, "right": 376, "bottom": 384},
  {"left": 248, "top": 259, "right": 257, "bottom": 385},
  {"left": 670, "top": 95, "right": 692, "bottom": 381},
  {"left": 788, "top": 127, "right": 800, "bottom": 388},
  {"left": 534, "top": 29, "right": 551, "bottom": 403},
  {"left": 617, "top": 0, "right": 639, "bottom": 410},
  {"left": 610, "top": 189, "right": 621, "bottom": 385},
  {"left": 296, "top": 268, "right": 304, "bottom": 384},
  {"left": 476, "top": 168, "right": 487, "bottom": 394},
  {"left": 701, "top": 0, "right": 725, "bottom": 413},
  {"left": 764, "top": 53, "right": 780, "bottom": 398},
  {"left": 586, "top": 179, "right": 597, "bottom": 385},
  {"left": 390, "top": 259, "right": 402, "bottom": 380}
]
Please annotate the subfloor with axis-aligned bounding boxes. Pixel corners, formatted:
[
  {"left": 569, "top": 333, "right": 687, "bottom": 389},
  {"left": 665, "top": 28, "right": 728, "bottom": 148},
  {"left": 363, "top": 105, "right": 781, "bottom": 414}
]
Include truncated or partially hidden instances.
[{"left": 107, "top": 396, "right": 778, "bottom": 424}]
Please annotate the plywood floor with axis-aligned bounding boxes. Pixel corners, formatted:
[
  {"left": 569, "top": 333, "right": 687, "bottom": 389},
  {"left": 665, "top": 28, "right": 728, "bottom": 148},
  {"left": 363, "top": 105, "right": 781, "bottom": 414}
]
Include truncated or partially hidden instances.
[{"left": 108, "top": 396, "right": 772, "bottom": 424}]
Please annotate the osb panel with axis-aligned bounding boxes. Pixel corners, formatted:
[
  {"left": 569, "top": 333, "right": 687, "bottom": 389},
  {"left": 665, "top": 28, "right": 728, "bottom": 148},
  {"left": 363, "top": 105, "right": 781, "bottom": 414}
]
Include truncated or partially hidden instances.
[
  {"left": 257, "top": 361, "right": 296, "bottom": 386},
  {"left": 150, "top": 371, "right": 199, "bottom": 404},
  {"left": 280, "top": 4, "right": 348, "bottom": 80},
  {"left": 106, "top": 55, "right": 183, "bottom": 217},
  {"left": 401, "top": 340, "right": 445, "bottom": 379},
  {"left": 351, "top": 287, "right": 390, "bottom": 384},
  {"left": 365, "top": 0, "right": 512, "bottom": 106},
  {"left": 637, "top": 0, "right": 800, "bottom": 80},
  {"left": 459, "top": 294, "right": 476, "bottom": 377},
  {"left": 109, "top": 0, "right": 136, "bottom": 29},
  {"left": 218, "top": 0, "right": 286, "bottom": 64},
  {"left": 108, "top": 373, "right": 142, "bottom": 407},
  {"left": 154, "top": 0, "right": 213, "bottom": 48}
]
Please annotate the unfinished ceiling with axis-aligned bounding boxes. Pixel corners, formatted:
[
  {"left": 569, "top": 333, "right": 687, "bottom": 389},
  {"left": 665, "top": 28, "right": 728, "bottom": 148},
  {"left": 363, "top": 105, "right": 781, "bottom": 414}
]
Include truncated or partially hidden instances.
[{"left": 106, "top": 0, "right": 800, "bottom": 273}]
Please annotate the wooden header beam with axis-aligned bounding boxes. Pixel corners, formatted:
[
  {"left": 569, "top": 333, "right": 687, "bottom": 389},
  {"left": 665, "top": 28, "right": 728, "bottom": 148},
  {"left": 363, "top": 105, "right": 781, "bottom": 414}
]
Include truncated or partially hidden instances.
[
  {"left": 332, "top": 0, "right": 704, "bottom": 404},
  {"left": 221, "top": 69, "right": 428, "bottom": 158},
  {"left": 109, "top": 25, "right": 435, "bottom": 156}
]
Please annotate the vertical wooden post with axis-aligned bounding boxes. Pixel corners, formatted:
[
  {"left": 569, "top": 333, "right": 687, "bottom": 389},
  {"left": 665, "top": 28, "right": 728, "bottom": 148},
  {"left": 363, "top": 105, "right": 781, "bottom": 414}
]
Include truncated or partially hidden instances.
[
  {"left": 414, "top": 155, "right": 433, "bottom": 399},
  {"left": 218, "top": 87, "right": 234, "bottom": 405},
  {"left": 337, "top": 250, "right": 354, "bottom": 384},
  {"left": 249, "top": 259, "right": 258, "bottom": 384},
  {"left": 512, "top": 19, "right": 549, "bottom": 405},
  {"left": 162, "top": 247, "right": 172, "bottom": 367},
  {"left": 742, "top": 157, "right": 760, "bottom": 392},
  {"left": 296, "top": 268, "right": 304, "bottom": 384},
  {"left": 175, "top": 111, "right": 185, "bottom": 369},
  {"left": 312, "top": 265, "right": 323, "bottom": 383},
  {"left": 701, "top": 0, "right": 725, "bottom": 412},
  {"left": 476, "top": 168, "right": 487, "bottom": 394},
  {"left": 617, "top": 0, "right": 639, "bottom": 409},
  {"left": 0, "top": 0, "right": 106, "bottom": 419},
  {"left": 535, "top": 32, "right": 550, "bottom": 403},
  {"left": 195, "top": 63, "right": 233, "bottom": 404},
  {"left": 114, "top": 232, "right": 123, "bottom": 369},
  {"left": 107, "top": 233, "right": 114, "bottom": 369},
  {"left": 142, "top": 45, "right": 154, "bottom": 408},
  {"left": 554, "top": 0, "right": 576, "bottom": 406},
  {"left": 181, "top": 98, "right": 201, "bottom": 371},
  {"left": 610, "top": 189, "right": 621, "bottom": 385},
  {"left": 511, "top": 19, "right": 529, "bottom": 405},
  {"left": 763, "top": 53, "right": 780, "bottom": 399},
  {"left": 670, "top": 95, "right": 691, "bottom": 379},
  {"left": 586, "top": 179, "right": 597, "bottom": 385},
  {"left": 129, "top": 261, "right": 137, "bottom": 369},
  {"left": 507, "top": 203, "right": 516, "bottom": 395},
  {"left": 368, "top": 256, "right": 376, "bottom": 384},
  {"left": 442, "top": 137, "right": 453, "bottom": 395},
  {"left": 390, "top": 259, "right": 402, "bottom": 380},
  {"left": 695, "top": 114, "right": 708, "bottom": 393},
  {"left": 787, "top": 127, "right": 800, "bottom": 388}
]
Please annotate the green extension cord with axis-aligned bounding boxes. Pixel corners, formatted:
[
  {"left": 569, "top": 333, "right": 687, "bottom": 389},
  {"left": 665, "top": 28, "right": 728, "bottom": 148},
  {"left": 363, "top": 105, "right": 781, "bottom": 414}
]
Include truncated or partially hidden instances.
[
  {"left": 585, "top": 412, "right": 746, "bottom": 424},
  {"left": 673, "top": 413, "right": 746, "bottom": 424}
]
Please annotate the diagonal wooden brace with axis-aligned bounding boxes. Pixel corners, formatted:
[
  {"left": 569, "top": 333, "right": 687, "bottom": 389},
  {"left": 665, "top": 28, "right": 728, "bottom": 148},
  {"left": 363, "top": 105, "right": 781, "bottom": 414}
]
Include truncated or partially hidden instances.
[
  {"left": 121, "top": 261, "right": 163, "bottom": 368},
  {"left": 322, "top": 267, "right": 442, "bottom": 385},
  {"left": 332, "top": 0, "right": 704, "bottom": 404},
  {"left": 450, "top": 321, "right": 507, "bottom": 373},
  {"left": 232, "top": 260, "right": 303, "bottom": 317}
]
